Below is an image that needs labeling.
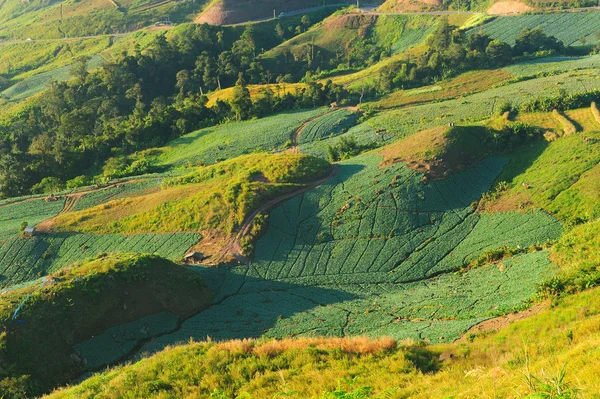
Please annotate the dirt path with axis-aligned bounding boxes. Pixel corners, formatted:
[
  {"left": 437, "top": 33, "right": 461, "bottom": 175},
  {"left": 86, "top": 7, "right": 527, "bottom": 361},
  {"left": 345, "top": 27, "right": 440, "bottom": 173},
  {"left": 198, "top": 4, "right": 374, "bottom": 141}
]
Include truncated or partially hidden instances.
[
  {"left": 209, "top": 165, "right": 339, "bottom": 264},
  {"left": 455, "top": 302, "right": 548, "bottom": 343}
]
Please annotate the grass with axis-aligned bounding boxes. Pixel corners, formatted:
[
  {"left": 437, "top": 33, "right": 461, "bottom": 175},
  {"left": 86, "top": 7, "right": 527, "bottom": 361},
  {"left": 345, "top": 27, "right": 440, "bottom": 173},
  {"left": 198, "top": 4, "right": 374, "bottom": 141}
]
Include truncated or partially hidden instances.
[
  {"left": 45, "top": 285, "right": 600, "bottom": 398},
  {"left": 158, "top": 108, "right": 329, "bottom": 166},
  {"left": 51, "top": 153, "right": 331, "bottom": 235},
  {"left": 371, "top": 68, "right": 514, "bottom": 110},
  {"left": 481, "top": 130, "right": 600, "bottom": 222},
  {"left": 0, "top": 253, "right": 213, "bottom": 397},
  {"left": 378, "top": 125, "right": 491, "bottom": 178}
]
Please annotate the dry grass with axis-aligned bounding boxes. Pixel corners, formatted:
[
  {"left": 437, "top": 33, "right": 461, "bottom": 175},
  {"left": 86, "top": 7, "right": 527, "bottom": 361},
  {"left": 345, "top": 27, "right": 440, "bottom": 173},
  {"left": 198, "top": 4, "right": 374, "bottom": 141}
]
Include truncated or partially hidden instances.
[
  {"left": 216, "top": 336, "right": 398, "bottom": 357},
  {"left": 590, "top": 101, "right": 600, "bottom": 125},
  {"left": 373, "top": 69, "right": 513, "bottom": 110},
  {"left": 516, "top": 111, "right": 561, "bottom": 134},
  {"left": 552, "top": 109, "right": 578, "bottom": 136}
]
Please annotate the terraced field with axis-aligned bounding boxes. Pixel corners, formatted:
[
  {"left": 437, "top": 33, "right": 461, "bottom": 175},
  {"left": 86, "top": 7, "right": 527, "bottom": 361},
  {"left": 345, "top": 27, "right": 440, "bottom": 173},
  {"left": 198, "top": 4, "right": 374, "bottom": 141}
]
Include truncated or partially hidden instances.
[
  {"left": 159, "top": 108, "right": 329, "bottom": 166},
  {"left": 127, "top": 153, "right": 561, "bottom": 362},
  {"left": 298, "top": 109, "right": 359, "bottom": 145},
  {"left": 475, "top": 12, "right": 600, "bottom": 46},
  {"left": 369, "top": 69, "right": 600, "bottom": 137},
  {"left": 0, "top": 198, "right": 65, "bottom": 241},
  {"left": 0, "top": 232, "right": 200, "bottom": 289}
]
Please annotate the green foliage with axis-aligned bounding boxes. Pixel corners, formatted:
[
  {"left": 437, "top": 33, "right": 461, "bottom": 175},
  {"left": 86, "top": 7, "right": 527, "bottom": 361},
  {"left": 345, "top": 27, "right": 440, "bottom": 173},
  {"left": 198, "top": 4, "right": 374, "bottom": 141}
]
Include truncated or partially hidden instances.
[
  {"left": 299, "top": 109, "right": 359, "bottom": 145},
  {"left": 368, "top": 69, "right": 600, "bottom": 138},
  {"left": 0, "top": 232, "right": 201, "bottom": 289},
  {"left": 0, "top": 197, "right": 65, "bottom": 240}
]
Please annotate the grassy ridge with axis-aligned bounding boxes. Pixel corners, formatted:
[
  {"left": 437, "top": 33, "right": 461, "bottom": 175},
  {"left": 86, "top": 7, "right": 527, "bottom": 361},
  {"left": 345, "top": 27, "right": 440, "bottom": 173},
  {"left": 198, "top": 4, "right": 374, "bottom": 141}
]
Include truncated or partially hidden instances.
[
  {"left": 46, "top": 285, "right": 600, "bottom": 398},
  {"left": 0, "top": 253, "right": 213, "bottom": 397},
  {"left": 52, "top": 153, "right": 331, "bottom": 235}
]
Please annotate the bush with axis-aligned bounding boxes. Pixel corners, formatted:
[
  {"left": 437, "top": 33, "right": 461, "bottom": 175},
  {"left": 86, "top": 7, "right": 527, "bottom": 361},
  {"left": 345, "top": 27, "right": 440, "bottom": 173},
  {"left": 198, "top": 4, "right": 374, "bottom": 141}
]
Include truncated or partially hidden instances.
[{"left": 31, "top": 177, "right": 65, "bottom": 194}]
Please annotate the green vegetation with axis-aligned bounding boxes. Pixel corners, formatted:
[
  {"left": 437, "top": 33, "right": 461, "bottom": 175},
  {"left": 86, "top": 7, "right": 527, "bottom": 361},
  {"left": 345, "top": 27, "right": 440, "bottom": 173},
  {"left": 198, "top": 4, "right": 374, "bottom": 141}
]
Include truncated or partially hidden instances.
[
  {"left": 0, "top": 253, "right": 212, "bottom": 397},
  {"left": 159, "top": 109, "right": 329, "bottom": 166},
  {"left": 135, "top": 152, "right": 561, "bottom": 359},
  {"left": 0, "top": 199, "right": 65, "bottom": 240},
  {"left": 0, "top": 232, "right": 200, "bottom": 289},
  {"left": 298, "top": 109, "right": 359, "bottom": 145},
  {"left": 47, "top": 285, "right": 600, "bottom": 399},
  {"left": 475, "top": 12, "right": 600, "bottom": 46},
  {"left": 482, "top": 131, "right": 600, "bottom": 222},
  {"left": 368, "top": 69, "right": 600, "bottom": 137},
  {"left": 53, "top": 153, "right": 332, "bottom": 235}
]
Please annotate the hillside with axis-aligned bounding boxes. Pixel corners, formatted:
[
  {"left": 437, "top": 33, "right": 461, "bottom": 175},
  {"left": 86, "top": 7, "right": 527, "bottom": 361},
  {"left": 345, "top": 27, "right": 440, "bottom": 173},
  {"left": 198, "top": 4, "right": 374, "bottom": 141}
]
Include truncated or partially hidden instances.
[
  {"left": 196, "top": 0, "right": 363, "bottom": 25},
  {"left": 45, "top": 286, "right": 600, "bottom": 398},
  {"left": 3, "top": 4, "right": 600, "bottom": 399},
  {"left": 0, "top": 254, "right": 213, "bottom": 397}
]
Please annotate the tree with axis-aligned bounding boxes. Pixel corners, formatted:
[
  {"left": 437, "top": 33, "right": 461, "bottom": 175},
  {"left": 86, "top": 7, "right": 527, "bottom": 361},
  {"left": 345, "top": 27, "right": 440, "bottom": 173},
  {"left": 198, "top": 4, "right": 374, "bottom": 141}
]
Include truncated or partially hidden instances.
[
  {"left": 486, "top": 40, "right": 513, "bottom": 66},
  {"left": 230, "top": 73, "right": 252, "bottom": 120},
  {"left": 70, "top": 56, "right": 90, "bottom": 86},
  {"left": 513, "top": 28, "right": 564, "bottom": 55}
]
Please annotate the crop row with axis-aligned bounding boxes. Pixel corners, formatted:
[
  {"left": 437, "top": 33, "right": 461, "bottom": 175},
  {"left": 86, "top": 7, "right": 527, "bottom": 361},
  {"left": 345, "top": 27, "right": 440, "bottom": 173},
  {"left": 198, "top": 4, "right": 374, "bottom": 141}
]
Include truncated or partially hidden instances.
[
  {"left": 139, "top": 153, "right": 562, "bottom": 355},
  {"left": 0, "top": 199, "right": 65, "bottom": 241},
  {"left": 368, "top": 69, "right": 600, "bottom": 137},
  {"left": 503, "top": 54, "right": 600, "bottom": 78},
  {"left": 476, "top": 12, "right": 600, "bottom": 46},
  {"left": 159, "top": 108, "right": 329, "bottom": 166},
  {"left": 0, "top": 232, "right": 200, "bottom": 289},
  {"left": 298, "top": 109, "right": 359, "bottom": 145}
]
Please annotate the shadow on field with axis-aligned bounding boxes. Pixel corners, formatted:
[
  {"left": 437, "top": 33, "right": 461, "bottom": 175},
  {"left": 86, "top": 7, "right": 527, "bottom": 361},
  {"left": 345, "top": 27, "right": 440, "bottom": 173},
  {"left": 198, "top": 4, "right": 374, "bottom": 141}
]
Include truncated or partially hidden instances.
[{"left": 139, "top": 267, "right": 356, "bottom": 355}]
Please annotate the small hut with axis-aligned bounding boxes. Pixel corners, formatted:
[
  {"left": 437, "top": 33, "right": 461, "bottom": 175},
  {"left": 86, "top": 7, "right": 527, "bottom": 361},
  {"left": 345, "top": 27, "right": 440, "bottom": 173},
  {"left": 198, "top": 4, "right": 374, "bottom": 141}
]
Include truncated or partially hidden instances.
[
  {"left": 23, "top": 227, "right": 36, "bottom": 237},
  {"left": 184, "top": 252, "right": 205, "bottom": 263},
  {"left": 45, "top": 194, "right": 59, "bottom": 203}
]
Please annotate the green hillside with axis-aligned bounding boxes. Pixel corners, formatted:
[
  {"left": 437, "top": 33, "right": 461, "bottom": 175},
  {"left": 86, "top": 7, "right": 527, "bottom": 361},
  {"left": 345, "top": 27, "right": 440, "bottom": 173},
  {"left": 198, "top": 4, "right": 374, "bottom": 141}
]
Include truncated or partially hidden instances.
[
  {"left": 0, "top": 254, "right": 213, "bottom": 397},
  {"left": 3, "top": 4, "right": 600, "bottom": 399}
]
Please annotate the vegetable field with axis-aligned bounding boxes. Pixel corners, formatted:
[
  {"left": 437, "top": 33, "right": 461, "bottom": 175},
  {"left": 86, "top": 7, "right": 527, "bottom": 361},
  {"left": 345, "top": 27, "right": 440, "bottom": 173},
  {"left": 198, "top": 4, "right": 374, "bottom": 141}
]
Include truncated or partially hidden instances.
[
  {"left": 475, "top": 12, "right": 600, "bottom": 46},
  {"left": 0, "top": 199, "right": 65, "bottom": 241},
  {"left": 503, "top": 55, "right": 600, "bottom": 78},
  {"left": 300, "top": 123, "right": 395, "bottom": 158},
  {"left": 159, "top": 108, "right": 329, "bottom": 166},
  {"left": 138, "top": 153, "right": 561, "bottom": 357},
  {"left": 368, "top": 69, "right": 600, "bottom": 137},
  {"left": 298, "top": 109, "right": 359, "bottom": 145},
  {"left": 0, "top": 232, "right": 200, "bottom": 288}
]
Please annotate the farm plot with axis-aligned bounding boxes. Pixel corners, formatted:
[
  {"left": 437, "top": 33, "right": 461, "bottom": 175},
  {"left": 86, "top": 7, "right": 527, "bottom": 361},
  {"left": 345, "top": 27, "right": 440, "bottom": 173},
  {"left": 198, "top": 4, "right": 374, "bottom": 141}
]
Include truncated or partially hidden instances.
[
  {"left": 298, "top": 109, "right": 359, "bottom": 145},
  {"left": 504, "top": 54, "right": 600, "bottom": 78},
  {"left": 0, "top": 198, "right": 65, "bottom": 241},
  {"left": 368, "top": 69, "right": 600, "bottom": 137},
  {"left": 1, "top": 55, "right": 105, "bottom": 102},
  {"left": 159, "top": 108, "right": 329, "bottom": 166},
  {"left": 474, "top": 12, "right": 600, "bottom": 46},
  {"left": 138, "top": 153, "right": 561, "bottom": 356},
  {"left": 300, "top": 123, "right": 395, "bottom": 158},
  {"left": 0, "top": 232, "right": 200, "bottom": 289}
]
